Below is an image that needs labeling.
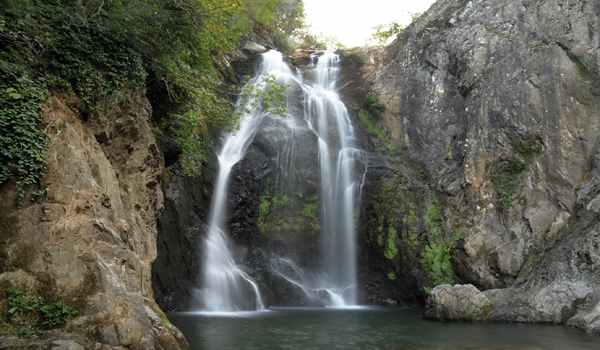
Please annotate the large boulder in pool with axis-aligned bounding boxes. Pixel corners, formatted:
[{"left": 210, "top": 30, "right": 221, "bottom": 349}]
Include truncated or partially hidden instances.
[{"left": 425, "top": 284, "right": 493, "bottom": 321}]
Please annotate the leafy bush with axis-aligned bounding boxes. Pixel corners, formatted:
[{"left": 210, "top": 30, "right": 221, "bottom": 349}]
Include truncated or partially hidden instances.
[
  {"left": 422, "top": 242, "right": 455, "bottom": 290},
  {"left": 6, "top": 288, "right": 43, "bottom": 320},
  {"left": 372, "top": 22, "right": 404, "bottom": 45},
  {"left": 365, "top": 95, "right": 385, "bottom": 116},
  {"left": 4, "top": 288, "right": 78, "bottom": 336},
  {"left": 241, "top": 75, "right": 289, "bottom": 117},
  {"left": 39, "top": 302, "right": 78, "bottom": 328},
  {"left": 0, "top": 69, "right": 48, "bottom": 204},
  {"left": 0, "top": 0, "right": 305, "bottom": 188}
]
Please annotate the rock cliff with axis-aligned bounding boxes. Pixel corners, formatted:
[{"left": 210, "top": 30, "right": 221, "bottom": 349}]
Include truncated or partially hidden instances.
[
  {"left": 0, "top": 93, "right": 187, "bottom": 349},
  {"left": 353, "top": 0, "right": 600, "bottom": 333}
]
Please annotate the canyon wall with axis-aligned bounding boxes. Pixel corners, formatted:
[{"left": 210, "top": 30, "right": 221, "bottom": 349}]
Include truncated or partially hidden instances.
[{"left": 350, "top": 0, "right": 600, "bottom": 333}]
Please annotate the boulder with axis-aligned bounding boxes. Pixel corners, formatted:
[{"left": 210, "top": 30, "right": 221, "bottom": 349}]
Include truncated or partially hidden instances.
[{"left": 425, "top": 284, "right": 493, "bottom": 321}]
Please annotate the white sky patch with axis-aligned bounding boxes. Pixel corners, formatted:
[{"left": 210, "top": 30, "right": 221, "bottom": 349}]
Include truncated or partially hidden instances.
[{"left": 303, "top": 0, "right": 437, "bottom": 47}]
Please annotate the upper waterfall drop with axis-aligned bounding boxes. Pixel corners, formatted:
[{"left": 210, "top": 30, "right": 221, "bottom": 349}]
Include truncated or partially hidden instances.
[{"left": 200, "top": 50, "right": 294, "bottom": 312}]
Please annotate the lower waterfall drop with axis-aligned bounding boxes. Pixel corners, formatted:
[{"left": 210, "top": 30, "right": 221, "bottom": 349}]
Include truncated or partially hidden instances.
[{"left": 305, "top": 51, "right": 366, "bottom": 306}]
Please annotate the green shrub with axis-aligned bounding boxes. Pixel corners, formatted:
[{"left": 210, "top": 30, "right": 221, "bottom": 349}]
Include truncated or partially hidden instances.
[
  {"left": 6, "top": 288, "right": 43, "bottom": 320},
  {"left": 241, "top": 75, "right": 289, "bottom": 117},
  {"left": 39, "top": 302, "right": 78, "bottom": 329},
  {"left": 491, "top": 158, "right": 527, "bottom": 210},
  {"left": 4, "top": 288, "right": 78, "bottom": 337},
  {"left": 365, "top": 95, "right": 385, "bottom": 116},
  {"left": 372, "top": 22, "right": 404, "bottom": 45},
  {"left": 422, "top": 242, "right": 455, "bottom": 289},
  {"left": 0, "top": 0, "right": 305, "bottom": 185},
  {"left": 0, "top": 70, "right": 48, "bottom": 204}
]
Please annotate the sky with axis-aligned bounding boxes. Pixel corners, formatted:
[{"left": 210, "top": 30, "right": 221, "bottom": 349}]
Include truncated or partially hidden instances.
[{"left": 303, "top": 0, "right": 437, "bottom": 47}]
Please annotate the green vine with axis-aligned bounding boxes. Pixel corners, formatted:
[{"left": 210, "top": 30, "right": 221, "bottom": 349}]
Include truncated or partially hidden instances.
[{"left": 0, "top": 68, "right": 48, "bottom": 204}]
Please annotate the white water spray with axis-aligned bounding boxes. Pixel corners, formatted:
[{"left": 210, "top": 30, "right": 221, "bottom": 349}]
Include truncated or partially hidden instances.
[
  {"left": 200, "top": 51, "right": 294, "bottom": 311},
  {"left": 304, "top": 52, "right": 366, "bottom": 306},
  {"left": 199, "top": 49, "right": 365, "bottom": 311}
]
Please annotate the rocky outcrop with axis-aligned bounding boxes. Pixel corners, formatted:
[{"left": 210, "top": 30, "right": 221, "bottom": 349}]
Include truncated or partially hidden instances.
[
  {"left": 425, "top": 284, "right": 492, "bottom": 321},
  {"left": 0, "top": 93, "right": 186, "bottom": 348},
  {"left": 354, "top": 0, "right": 600, "bottom": 333}
]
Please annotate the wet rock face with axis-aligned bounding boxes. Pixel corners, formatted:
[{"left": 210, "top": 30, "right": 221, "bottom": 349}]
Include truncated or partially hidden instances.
[
  {"left": 152, "top": 163, "right": 215, "bottom": 312},
  {"left": 227, "top": 112, "right": 323, "bottom": 305},
  {"left": 0, "top": 93, "right": 186, "bottom": 348},
  {"left": 360, "top": 0, "right": 600, "bottom": 333}
]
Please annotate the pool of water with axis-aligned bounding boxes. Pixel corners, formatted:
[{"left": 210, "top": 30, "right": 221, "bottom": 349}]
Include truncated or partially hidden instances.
[{"left": 169, "top": 307, "right": 599, "bottom": 350}]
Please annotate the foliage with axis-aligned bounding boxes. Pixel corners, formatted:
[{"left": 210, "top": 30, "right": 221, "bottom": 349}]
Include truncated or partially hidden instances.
[
  {"left": 357, "top": 110, "right": 394, "bottom": 153},
  {"left": 4, "top": 288, "right": 77, "bottom": 337},
  {"left": 425, "top": 198, "right": 444, "bottom": 239},
  {"left": 272, "top": 194, "right": 290, "bottom": 208},
  {"left": 301, "top": 195, "right": 319, "bottom": 221},
  {"left": 422, "top": 198, "right": 457, "bottom": 291},
  {"left": 364, "top": 95, "right": 385, "bottom": 117},
  {"left": 0, "top": 68, "right": 48, "bottom": 204},
  {"left": 6, "top": 288, "right": 43, "bottom": 319},
  {"left": 258, "top": 193, "right": 289, "bottom": 231},
  {"left": 384, "top": 225, "right": 399, "bottom": 260},
  {"left": 241, "top": 75, "right": 289, "bottom": 117},
  {"left": 513, "top": 136, "right": 543, "bottom": 160},
  {"left": 295, "top": 32, "right": 328, "bottom": 50},
  {"left": 491, "top": 158, "right": 527, "bottom": 210},
  {"left": 0, "top": 0, "right": 305, "bottom": 186},
  {"left": 372, "top": 22, "right": 404, "bottom": 45},
  {"left": 259, "top": 195, "right": 271, "bottom": 220},
  {"left": 174, "top": 111, "right": 210, "bottom": 177},
  {"left": 422, "top": 242, "right": 455, "bottom": 290},
  {"left": 245, "top": 0, "right": 305, "bottom": 52},
  {"left": 39, "top": 301, "right": 78, "bottom": 328}
]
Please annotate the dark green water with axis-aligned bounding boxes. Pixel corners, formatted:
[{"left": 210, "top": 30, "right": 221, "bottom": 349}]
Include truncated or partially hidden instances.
[{"left": 169, "top": 308, "right": 599, "bottom": 350}]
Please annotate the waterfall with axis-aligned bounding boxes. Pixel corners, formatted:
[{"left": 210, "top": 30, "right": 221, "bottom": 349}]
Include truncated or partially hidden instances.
[
  {"left": 199, "top": 49, "right": 365, "bottom": 311},
  {"left": 200, "top": 50, "right": 294, "bottom": 312},
  {"left": 304, "top": 52, "right": 365, "bottom": 306}
]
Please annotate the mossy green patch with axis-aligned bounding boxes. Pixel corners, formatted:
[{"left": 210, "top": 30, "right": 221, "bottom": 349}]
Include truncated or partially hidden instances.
[
  {"left": 491, "top": 158, "right": 527, "bottom": 210},
  {"left": 421, "top": 197, "right": 459, "bottom": 291},
  {"left": 425, "top": 198, "right": 444, "bottom": 240},
  {"left": 387, "top": 272, "right": 397, "bottom": 281},
  {"left": 258, "top": 191, "right": 320, "bottom": 236},
  {"left": 421, "top": 241, "right": 455, "bottom": 289},
  {"left": 357, "top": 109, "right": 395, "bottom": 154},
  {"left": 384, "top": 226, "right": 399, "bottom": 260}
]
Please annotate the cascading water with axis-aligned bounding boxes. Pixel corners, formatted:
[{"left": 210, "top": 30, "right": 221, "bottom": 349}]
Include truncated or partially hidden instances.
[
  {"left": 199, "top": 49, "right": 365, "bottom": 311},
  {"left": 303, "top": 52, "right": 366, "bottom": 306},
  {"left": 200, "top": 50, "right": 295, "bottom": 312}
]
